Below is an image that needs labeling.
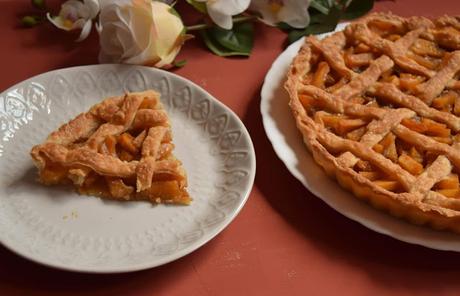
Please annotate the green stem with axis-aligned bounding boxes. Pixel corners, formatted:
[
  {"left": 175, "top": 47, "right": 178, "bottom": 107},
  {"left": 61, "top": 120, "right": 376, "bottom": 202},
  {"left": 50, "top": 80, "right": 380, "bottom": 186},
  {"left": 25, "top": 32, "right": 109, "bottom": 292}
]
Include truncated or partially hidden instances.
[
  {"left": 186, "top": 15, "right": 257, "bottom": 31},
  {"left": 310, "top": 1, "right": 330, "bottom": 14}
]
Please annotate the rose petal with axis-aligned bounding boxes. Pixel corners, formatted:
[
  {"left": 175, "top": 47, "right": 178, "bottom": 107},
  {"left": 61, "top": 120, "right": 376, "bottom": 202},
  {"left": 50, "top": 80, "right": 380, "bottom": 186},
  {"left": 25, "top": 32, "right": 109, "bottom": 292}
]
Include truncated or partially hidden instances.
[
  {"left": 61, "top": 0, "right": 85, "bottom": 20},
  {"left": 72, "top": 18, "right": 87, "bottom": 29},
  {"left": 151, "top": 1, "right": 184, "bottom": 58},
  {"left": 126, "top": 1, "right": 153, "bottom": 51},
  {"left": 154, "top": 43, "right": 182, "bottom": 68},
  {"left": 208, "top": 0, "right": 250, "bottom": 15},
  {"left": 207, "top": 8, "right": 234, "bottom": 29},
  {"left": 118, "top": 24, "right": 141, "bottom": 59},
  {"left": 95, "top": 21, "right": 102, "bottom": 34},
  {"left": 76, "top": 19, "right": 92, "bottom": 42},
  {"left": 98, "top": 0, "right": 186, "bottom": 68},
  {"left": 278, "top": 0, "right": 310, "bottom": 28},
  {"left": 250, "top": 0, "right": 310, "bottom": 28},
  {"left": 84, "top": 0, "right": 100, "bottom": 19},
  {"left": 249, "top": 2, "right": 277, "bottom": 26},
  {"left": 47, "top": 13, "right": 72, "bottom": 31},
  {"left": 99, "top": 23, "right": 124, "bottom": 57}
]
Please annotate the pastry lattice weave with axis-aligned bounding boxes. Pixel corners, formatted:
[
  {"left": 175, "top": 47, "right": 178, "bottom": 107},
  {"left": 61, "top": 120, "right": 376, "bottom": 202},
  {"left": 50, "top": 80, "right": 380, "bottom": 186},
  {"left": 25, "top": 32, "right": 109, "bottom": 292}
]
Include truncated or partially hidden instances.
[
  {"left": 31, "top": 90, "right": 190, "bottom": 204},
  {"left": 286, "top": 13, "right": 460, "bottom": 232}
]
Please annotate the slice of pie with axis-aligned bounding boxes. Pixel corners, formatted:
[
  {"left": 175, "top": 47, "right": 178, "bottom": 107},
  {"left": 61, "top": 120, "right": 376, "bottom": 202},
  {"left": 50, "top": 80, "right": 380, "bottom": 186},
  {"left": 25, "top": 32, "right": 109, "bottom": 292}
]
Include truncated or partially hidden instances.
[
  {"left": 30, "top": 90, "right": 191, "bottom": 205},
  {"left": 286, "top": 13, "right": 460, "bottom": 232}
]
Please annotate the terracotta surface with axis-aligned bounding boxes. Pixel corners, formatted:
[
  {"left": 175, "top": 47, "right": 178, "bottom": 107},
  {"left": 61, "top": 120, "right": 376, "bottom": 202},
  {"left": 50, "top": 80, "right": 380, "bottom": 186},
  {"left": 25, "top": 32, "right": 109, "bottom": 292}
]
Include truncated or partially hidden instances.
[{"left": 2, "top": 1, "right": 460, "bottom": 295}]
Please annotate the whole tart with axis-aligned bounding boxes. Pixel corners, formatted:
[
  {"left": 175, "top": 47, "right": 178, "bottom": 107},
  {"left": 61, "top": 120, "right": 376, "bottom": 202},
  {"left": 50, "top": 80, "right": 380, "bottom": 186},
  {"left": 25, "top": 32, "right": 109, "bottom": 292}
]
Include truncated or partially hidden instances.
[
  {"left": 30, "top": 90, "right": 191, "bottom": 205},
  {"left": 285, "top": 13, "right": 460, "bottom": 233}
]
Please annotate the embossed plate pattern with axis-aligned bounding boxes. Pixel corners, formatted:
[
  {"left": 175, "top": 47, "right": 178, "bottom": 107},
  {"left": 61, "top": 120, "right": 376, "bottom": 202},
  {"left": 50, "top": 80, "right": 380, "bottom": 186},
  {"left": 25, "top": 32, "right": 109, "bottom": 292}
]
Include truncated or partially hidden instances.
[
  {"left": 261, "top": 24, "right": 460, "bottom": 251},
  {"left": 0, "top": 65, "right": 255, "bottom": 272}
]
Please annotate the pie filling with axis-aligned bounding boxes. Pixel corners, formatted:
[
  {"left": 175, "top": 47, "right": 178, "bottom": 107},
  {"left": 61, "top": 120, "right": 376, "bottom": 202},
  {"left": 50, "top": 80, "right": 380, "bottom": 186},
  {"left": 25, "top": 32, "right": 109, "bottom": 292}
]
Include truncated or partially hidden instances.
[
  {"left": 287, "top": 13, "right": 460, "bottom": 229},
  {"left": 31, "top": 91, "right": 191, "bottom": 205}
]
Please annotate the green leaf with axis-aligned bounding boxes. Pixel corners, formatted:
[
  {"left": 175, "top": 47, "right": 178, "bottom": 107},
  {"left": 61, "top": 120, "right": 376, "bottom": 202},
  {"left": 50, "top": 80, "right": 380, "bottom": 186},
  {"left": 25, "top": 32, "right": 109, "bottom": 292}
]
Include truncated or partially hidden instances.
[
  {"left": 343, "top": 0, "right": 374, "bottom": 20},
  {"left": 168, "top": 7, "right": 181, "bottom": 19},
  {"left": 287, "top": 30, "right": 308, "bottom": 44},
  {"left": 173, "top": 59, "right": 187, "bottom": 68},
  {"left": 185, "top": 0, "right": 207, "bottom": 13},
  {"left": 211, "top": 22, "right": 254, "bottom": 52},
  {"left": 288, "top": 6, "right": 341, "bottom": 44},
  {"left": 309, "top": 0, "right": 330, "bottom": 15},
  {"left": 277, "top": 22, "right": 292, "bottom": 30},
  {"left": 309, "top": 9, "right": 327, "bottom": 24},
  {"left": 201, "top": 22, "right": 254, "bottom": 57},
  {"left": 201, "top": 31, "right": 241, "bottom": 56}
]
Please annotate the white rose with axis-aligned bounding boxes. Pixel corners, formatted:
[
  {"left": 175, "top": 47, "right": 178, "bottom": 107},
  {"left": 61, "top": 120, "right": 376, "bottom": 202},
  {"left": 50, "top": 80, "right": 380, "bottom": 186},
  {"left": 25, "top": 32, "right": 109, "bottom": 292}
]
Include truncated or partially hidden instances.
[{"left": 98, "top": 0, "right": 189, "bottom": 68}]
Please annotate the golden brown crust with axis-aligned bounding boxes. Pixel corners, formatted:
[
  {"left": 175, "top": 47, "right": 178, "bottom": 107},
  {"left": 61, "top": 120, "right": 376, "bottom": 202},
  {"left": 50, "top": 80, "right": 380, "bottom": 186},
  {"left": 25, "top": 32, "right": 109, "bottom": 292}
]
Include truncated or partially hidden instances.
[
  {"left": 286, "top": 12, "right": 460, "bottom": 233},
  {"left": 30, "top": 90, "right": 191, "bottom": 205}
]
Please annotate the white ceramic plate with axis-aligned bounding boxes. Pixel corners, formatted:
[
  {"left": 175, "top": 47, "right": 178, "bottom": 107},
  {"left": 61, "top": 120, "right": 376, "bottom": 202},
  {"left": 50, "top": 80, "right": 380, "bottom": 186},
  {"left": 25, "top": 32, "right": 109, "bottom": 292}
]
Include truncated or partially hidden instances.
[
  {"left": 0, "top": 64, "right": 255, "bottom": 272},
  {"left": 260, "top": 23, "right": 460, "bottom": 251}
]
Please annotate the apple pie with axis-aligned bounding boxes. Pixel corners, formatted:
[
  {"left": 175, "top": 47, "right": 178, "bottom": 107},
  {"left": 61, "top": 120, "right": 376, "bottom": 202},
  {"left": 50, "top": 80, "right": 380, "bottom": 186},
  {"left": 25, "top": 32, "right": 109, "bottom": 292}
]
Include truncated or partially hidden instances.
[
  {"left": 30, "top": 90, "right": 191, "bottom": 205},
  {"left": 286, "top": 13, "right": 460, "bottom": 232}
]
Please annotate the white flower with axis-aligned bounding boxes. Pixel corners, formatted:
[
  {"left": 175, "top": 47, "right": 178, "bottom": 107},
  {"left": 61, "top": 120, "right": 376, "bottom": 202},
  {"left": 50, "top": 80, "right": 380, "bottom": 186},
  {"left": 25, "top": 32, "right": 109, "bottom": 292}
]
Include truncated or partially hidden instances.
[
  {"left": 47, "top": 0, "right": 99, "bottom": 41},
  {"left": 98, "top": 0, "right": 189, "bottom": 68},
  {"left": 194, "top": 0, "right": 250, "bottom": 30},
  {"left": 250, "top": 0, "right": 311, "bottom": 28}
]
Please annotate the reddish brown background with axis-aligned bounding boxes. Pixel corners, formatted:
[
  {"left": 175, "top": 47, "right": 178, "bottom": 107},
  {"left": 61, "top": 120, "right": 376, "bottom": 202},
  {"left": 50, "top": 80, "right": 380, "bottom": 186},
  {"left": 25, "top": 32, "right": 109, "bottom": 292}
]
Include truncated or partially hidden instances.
[{"left": 1, "top": 0, "right": 460, "bottom": 295}]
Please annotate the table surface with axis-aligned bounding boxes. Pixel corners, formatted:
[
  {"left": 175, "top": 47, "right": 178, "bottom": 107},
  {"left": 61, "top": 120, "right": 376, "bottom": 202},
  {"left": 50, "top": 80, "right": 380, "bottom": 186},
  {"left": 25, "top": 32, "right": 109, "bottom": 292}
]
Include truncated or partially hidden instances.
[{"left": 2, "top": 0, "right": 460, "bottom": 295}]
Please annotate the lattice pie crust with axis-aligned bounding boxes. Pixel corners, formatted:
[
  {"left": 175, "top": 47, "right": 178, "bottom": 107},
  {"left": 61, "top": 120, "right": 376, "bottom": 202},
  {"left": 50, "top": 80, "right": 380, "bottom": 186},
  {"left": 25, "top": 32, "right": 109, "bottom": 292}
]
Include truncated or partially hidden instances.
[
  {"left": 286, "top": 13, "right": 460, "bottom": 232},
  {"left": 30, "top": 90, "right": 190, "bottom": 204}
]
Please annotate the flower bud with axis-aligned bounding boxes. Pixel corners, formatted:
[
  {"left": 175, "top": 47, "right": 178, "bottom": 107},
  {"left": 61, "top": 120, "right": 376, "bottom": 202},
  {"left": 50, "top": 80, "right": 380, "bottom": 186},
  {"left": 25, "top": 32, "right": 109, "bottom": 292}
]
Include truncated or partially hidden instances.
[
  {"left": 21, "top": 15, "right": 41, "bottom": 27},
  {"left": 32, "top": 0, "right": 46, "bottom": 9}
]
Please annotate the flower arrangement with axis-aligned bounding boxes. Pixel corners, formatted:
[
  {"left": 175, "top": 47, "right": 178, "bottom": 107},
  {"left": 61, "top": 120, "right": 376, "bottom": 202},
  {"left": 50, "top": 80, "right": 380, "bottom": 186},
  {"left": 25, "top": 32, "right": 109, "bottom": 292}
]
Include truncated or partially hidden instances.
[{"left": 22, "top": 0, "right": 375, "bottom": 68}]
